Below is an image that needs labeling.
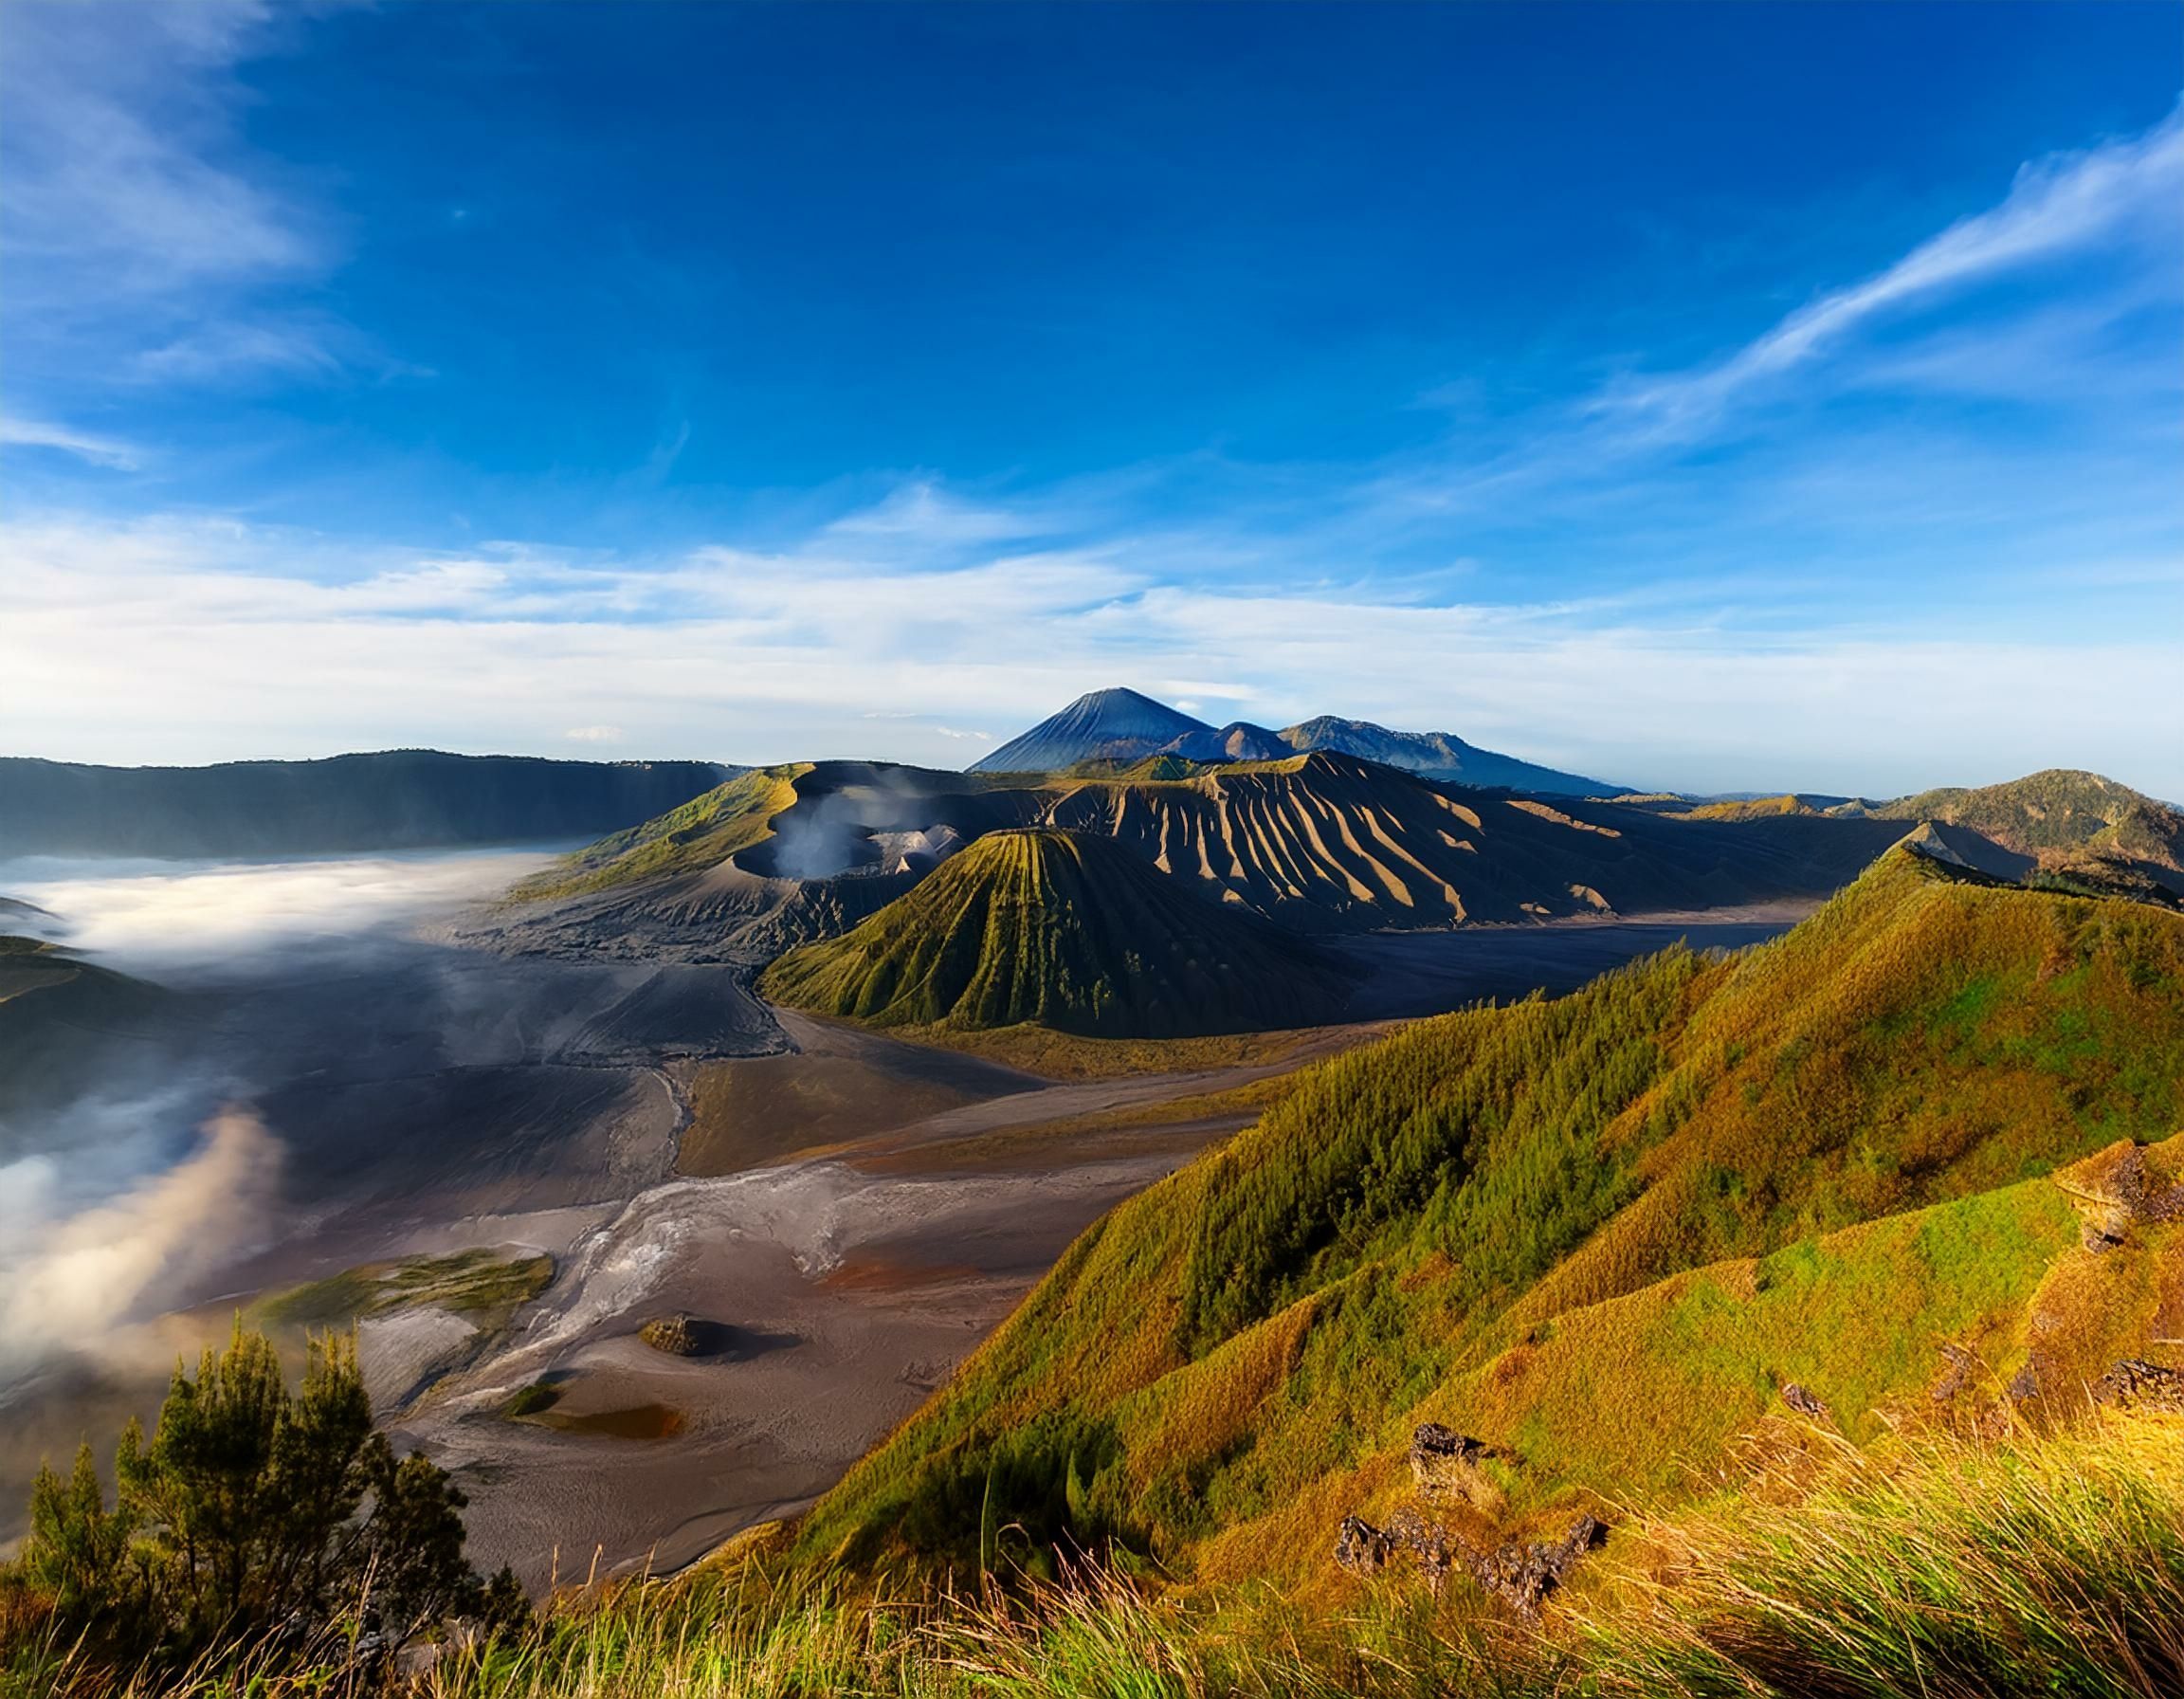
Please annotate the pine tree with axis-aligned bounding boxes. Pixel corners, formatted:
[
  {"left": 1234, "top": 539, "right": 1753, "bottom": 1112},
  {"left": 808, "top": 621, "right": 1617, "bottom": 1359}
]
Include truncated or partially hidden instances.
[{"left": 6, "top": 1320, "right": 516, "bottom": 1672}]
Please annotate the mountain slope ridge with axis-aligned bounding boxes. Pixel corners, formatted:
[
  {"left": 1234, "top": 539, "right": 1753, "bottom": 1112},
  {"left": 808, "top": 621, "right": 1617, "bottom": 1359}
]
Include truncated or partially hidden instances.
[{"left": 795, "top": 847, "right": 2184, "bottom": 1583}]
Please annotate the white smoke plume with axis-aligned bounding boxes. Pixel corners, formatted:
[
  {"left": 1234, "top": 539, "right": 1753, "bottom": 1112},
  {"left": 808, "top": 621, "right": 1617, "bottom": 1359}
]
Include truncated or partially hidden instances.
[{"left": 0, "top": 1107, "right": 282, "bottom": 1380}]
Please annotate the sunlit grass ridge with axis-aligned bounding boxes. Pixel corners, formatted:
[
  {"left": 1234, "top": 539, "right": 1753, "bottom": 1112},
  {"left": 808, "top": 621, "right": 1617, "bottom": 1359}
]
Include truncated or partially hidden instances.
[{"left": 801, "top": 848, "right": 2184, "bottom": 1583}]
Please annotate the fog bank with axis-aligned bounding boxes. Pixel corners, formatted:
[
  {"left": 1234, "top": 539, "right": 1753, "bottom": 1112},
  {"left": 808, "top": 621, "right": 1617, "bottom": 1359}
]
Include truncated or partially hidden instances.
[{"left": 0, "top": 847, "right": 563, "bottom": 977}]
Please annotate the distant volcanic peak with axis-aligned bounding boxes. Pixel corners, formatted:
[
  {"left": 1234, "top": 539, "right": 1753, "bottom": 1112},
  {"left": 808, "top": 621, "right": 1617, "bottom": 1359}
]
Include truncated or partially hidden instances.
[
  {"left": 969, "top": 686, "right": 1213, "bottom": 774},
  {"left": 1279, "top": 717, "right": 1618, "bottom": 797},
  {"left": 1159, "top": 722, "right": 1291, "bottom": 763}
]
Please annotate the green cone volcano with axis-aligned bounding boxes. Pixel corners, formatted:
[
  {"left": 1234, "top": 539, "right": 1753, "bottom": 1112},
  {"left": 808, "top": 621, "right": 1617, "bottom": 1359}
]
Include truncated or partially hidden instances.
[{"left": 759, "top": 829, "right": 1357, "bottom": 1037}]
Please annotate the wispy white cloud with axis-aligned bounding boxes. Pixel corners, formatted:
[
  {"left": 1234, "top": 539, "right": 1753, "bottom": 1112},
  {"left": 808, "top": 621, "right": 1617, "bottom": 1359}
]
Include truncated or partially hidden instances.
[
  {"left": 564, "top": 724, "right": 626, "bottom": 744},
  {"left": 821, "top": 479, "right": 1065, "bottom": 554},
  {"left": 0, "top": 1, "right": 320, "bottom": 303},
  {"left": 137, "top": 319, "right": 349, "bottom": 382},
  {"left": 0, "top": 414, "right": 140, "bottom": 470},
  {"left": 2, "top": 502, "right": 2175, "bottom": 797},
  {"left": 0, "top": 0, "right": 399, "bottom": 425},
  {"left": 1591, "top": 103, "right": 2184, "bottom": 442}
]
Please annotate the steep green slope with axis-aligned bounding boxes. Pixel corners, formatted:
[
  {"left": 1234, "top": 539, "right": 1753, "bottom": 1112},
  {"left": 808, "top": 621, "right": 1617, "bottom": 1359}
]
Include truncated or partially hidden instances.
[
  {"left": 798, "top": 850, "right": 2184, "bottom": 1580},
  {"left": 760, "top": 830, "right": 1359, "bottom": 1038},
  {"left": 510, "top": 766, "right": 809, "bottom": 899}
]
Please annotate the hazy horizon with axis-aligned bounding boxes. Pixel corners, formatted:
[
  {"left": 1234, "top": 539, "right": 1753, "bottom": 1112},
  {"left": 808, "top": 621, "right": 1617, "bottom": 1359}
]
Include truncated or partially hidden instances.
[{"left": 2, "top": 703, "right": 2178, "bottom": 810}]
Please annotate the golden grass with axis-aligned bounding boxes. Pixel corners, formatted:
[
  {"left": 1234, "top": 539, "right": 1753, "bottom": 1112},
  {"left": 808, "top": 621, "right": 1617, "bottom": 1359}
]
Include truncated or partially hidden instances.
[{"left": 23, "top": 1415, "right": 2176, "bottom": 1699}]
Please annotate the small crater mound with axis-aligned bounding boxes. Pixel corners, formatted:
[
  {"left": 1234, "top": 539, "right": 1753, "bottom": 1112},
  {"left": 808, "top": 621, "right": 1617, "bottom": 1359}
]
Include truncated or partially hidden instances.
[{"left": 637, "top": 1313, "right": 738, "bottom": 1357}]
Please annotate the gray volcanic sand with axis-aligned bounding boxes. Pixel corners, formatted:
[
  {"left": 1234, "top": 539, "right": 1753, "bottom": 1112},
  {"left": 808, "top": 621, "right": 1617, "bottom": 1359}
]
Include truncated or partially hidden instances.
[
  {"left": 1334, "top": 900, "right": 1817, "bottom": 1019},
  {"left": 402, "top": 1155, "right": 1186, "bottom": 1584}
]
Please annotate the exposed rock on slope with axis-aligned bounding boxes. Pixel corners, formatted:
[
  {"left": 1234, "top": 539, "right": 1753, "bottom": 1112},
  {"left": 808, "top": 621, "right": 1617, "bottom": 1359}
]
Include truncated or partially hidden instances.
[
  {"left": 761, "top": 828, "right": 1358, "bottom": 1037},
  {"left": 1038, "top": 752, "right": 1905, "bottom": 931}
]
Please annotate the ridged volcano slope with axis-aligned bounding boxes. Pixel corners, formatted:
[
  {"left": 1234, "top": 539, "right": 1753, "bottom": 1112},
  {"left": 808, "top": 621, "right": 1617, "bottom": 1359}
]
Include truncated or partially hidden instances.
[
  {"left": 759, "top": 829, "right": 1357, "bottom": 1037},
  {"left": 1040, "top": 752, "right": 1909, "bottom": 930},
  {"left": 500, "top": 752, "right": 1931, "bottom": 955}
]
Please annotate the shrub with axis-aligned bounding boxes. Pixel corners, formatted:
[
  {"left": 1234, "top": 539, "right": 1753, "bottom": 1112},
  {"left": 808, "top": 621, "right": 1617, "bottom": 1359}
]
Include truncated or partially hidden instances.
[{"left": 3, "top": 1322, "right": 522, "bottom": 1680}]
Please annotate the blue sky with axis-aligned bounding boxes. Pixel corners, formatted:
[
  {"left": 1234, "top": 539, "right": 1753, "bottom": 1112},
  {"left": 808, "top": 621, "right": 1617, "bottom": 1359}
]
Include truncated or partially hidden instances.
[{"left": 2, "top": 1, "right": 2178, "bottom": 795}]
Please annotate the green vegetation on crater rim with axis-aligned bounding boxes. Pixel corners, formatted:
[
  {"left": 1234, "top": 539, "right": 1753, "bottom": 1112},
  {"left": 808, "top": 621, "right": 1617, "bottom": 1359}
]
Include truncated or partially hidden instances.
[{"left": 508, "top": 764, "right": 810, "bottom": 900}]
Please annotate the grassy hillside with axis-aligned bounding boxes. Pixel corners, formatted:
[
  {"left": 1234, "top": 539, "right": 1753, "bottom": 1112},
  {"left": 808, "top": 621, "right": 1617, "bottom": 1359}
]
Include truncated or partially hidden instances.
[
  {"left": 760, "top": 829, "right": 1359, "bottom": 1037},
  {"left": 1869, "top": 767, "right": 2177, "bottom": 854},
  {"left": 509, "top": 765, "right": 808, "bottom": 899},
  {"left": 14, "top": 1410, "right": 2175, "bottom": 1697},
  {"left": 797, "top": 849, "right": 2184, "bottom": 1583}
]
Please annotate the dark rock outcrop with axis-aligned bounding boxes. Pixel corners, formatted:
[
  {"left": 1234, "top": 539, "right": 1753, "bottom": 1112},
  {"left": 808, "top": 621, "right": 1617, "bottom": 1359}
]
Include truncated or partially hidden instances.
[
  {"left": 1333, "top": 1514, "right": 1392, "bottom": 1575},
  {"left": 639, "top": 1314, "right": 701, "bottom": 1356},
  {"left": 2057, "top": 1142, "right": 2184, "bottom": 1251},
  {"left": 1408, "top": 1422, "right": 1507, "bottom": 1510},
  {"left": 1335, "top": 1507, "right": 1603, "bottom": 1620},
  {"left": 2094, "top": 1359, "right": 2184, "bottom": 1413}
]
